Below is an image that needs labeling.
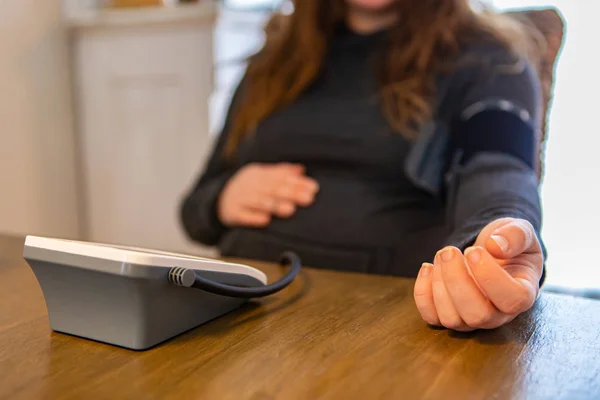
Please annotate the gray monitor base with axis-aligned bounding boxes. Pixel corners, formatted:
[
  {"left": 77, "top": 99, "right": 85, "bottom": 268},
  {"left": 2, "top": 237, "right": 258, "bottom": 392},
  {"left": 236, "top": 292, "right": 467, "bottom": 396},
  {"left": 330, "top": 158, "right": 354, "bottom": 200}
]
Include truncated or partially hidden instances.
[
  {"left": 29, "top": 261, "right": 248, "bottom": 350},
  {"left": 23, "top": 239, "right": 266, "bottom": 351}
]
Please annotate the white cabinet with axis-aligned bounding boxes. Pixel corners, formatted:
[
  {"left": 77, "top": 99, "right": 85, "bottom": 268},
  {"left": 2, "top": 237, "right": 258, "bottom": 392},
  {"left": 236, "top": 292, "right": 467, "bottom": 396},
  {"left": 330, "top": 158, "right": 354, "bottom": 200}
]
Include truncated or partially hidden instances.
[{"left": 71, "top": 4, "right": 218, "bottom": 253}]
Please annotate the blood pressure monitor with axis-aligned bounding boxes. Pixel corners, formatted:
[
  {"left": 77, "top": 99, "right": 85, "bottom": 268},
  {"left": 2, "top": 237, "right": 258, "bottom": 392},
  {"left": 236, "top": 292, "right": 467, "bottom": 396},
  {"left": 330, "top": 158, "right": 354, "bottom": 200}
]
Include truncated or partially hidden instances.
[{"left": 23, "top": 236, "right": 301, "bottom": 350}]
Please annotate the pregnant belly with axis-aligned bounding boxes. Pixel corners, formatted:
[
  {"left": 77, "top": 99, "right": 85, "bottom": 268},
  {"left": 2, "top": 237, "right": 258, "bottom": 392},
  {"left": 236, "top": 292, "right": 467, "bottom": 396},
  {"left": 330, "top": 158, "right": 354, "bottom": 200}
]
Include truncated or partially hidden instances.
[{"left": 265, "top": 175, "right": 445, "bottom": 247}]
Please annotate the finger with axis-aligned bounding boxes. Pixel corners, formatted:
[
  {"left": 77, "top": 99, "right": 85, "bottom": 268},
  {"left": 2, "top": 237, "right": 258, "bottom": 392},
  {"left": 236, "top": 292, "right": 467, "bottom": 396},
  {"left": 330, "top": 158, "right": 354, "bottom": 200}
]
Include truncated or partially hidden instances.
[
  {"left": 466, "top": 246, "right": 538, "bottom": 315},
  {"left": 236, "top": 208, "right": 271, "bottom": 227},
  {"left": 287, "top": 174, "right": 319, "bottom": 194},
  {"left": 282, "top": 163, "right": 306, "bottom": 174},
  {"left": 245, "top": 194, "right": 278, "bottom": 213},
  {"left": 438, "top": 246, "right": 505, "bottom": 329},
  {"left": 275, "top": 176, "right": 319, "bottom": 206},
  {"left": 485, "top": 219, "right": 540, "bottom": 260},
  {"left": 413, "top": 263, "right": 440, "bottom": 326},
  {"left": 246, "top": 194, "right": 297, "bottom": 218},
  {"left": 432, "top": 252, "right": 470, "bottom": 331},
  {"left": 271, "top": 163, "right": 306, "bottom": 176},
  {"left": 272, "top": 200, "right": 296, "bottom": 218}
]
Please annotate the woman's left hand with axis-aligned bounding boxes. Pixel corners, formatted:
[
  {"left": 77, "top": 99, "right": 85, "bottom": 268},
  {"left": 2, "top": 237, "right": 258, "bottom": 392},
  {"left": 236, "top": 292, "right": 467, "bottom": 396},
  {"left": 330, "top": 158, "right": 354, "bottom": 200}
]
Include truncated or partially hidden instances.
[{"left": 413, "top": 217, "right": 544, "bottom": 331}]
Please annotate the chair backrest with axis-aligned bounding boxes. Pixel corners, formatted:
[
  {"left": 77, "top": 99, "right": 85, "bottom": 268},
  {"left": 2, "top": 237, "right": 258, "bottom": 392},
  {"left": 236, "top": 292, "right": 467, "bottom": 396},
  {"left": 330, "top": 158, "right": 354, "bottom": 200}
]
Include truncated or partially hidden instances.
[{"left": 506, "top": 8, "right": 565, "bottom": 180}]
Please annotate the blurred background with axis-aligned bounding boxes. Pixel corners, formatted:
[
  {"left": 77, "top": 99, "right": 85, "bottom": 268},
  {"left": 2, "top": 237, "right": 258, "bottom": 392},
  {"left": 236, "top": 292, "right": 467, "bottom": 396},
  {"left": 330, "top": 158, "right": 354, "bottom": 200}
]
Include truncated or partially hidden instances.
[{"left": 0, "top": 0, "right": 597, "bottom": 294}]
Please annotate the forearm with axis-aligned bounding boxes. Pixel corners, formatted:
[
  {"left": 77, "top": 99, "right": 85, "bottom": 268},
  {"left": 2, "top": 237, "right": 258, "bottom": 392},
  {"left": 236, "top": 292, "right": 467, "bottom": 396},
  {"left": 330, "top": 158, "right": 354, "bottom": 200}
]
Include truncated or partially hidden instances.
[{"left": 445, "top": 153, "right": 545, "bottom": 258}]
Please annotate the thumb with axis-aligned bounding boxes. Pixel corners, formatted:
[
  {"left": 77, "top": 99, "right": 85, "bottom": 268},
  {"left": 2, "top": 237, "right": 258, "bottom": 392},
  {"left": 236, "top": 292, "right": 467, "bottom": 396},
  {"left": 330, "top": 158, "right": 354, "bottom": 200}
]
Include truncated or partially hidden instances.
[{"left": 485, "top": 218, "right": 539, "bottom": 259}]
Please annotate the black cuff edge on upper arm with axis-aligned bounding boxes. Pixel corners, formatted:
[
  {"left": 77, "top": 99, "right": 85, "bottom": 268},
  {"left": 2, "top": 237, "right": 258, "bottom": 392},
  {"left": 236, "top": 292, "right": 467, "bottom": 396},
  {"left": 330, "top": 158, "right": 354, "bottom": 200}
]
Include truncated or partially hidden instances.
[{"left": 450, "top": 109, "right": 537, "bottom": 170}]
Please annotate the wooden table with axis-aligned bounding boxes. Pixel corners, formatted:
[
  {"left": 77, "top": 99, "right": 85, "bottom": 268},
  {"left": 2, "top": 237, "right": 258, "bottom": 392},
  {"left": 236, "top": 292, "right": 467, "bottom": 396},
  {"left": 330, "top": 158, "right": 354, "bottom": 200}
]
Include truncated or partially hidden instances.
[{"left": 1, "top": 234, "right": 599, "bottom": 400}]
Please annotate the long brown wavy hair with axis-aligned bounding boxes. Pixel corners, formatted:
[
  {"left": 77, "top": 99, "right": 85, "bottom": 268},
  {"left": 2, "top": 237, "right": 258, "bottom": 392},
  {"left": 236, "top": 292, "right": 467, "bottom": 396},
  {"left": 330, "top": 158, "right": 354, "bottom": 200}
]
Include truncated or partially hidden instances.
[{"left": 224, "top": 0, "right": 543, "bottom": 156}]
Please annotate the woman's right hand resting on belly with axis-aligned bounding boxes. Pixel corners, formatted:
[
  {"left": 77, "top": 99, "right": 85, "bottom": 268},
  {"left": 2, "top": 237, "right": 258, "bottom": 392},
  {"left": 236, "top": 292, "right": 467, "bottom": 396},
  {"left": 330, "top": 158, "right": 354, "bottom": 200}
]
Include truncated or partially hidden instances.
[{"left": 217, "top": 163, "right": 320, "bottom": 228}]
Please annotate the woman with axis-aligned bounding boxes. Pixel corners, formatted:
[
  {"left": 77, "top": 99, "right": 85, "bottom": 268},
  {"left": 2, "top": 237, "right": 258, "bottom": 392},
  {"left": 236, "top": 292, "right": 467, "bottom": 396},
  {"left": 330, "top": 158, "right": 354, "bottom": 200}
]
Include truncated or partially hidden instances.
[{"left": 181, "top": 0, "right": 546, "bottom": 331}]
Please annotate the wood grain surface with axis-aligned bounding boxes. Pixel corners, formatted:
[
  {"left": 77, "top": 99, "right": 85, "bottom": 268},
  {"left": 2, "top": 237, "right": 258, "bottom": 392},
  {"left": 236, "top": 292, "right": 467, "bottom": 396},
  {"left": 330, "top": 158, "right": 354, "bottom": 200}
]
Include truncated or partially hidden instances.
[{"left": 1, "top": 235, "right": 599, "bottom": 400}]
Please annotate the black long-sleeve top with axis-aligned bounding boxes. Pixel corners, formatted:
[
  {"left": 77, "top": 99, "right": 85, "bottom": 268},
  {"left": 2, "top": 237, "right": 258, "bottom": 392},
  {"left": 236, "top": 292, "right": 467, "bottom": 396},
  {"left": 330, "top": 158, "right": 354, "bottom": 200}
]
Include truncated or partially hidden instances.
[{"left": 180, "top": 25, "right": 545, "bottom": 277}]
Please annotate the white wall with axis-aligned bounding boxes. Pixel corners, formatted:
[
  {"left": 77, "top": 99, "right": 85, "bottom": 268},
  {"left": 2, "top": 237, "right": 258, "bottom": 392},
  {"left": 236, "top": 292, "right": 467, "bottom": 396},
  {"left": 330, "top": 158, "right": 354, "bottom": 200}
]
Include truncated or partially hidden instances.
[{"left": 0, "top": 0, "right": 80, "bottom": 238}]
